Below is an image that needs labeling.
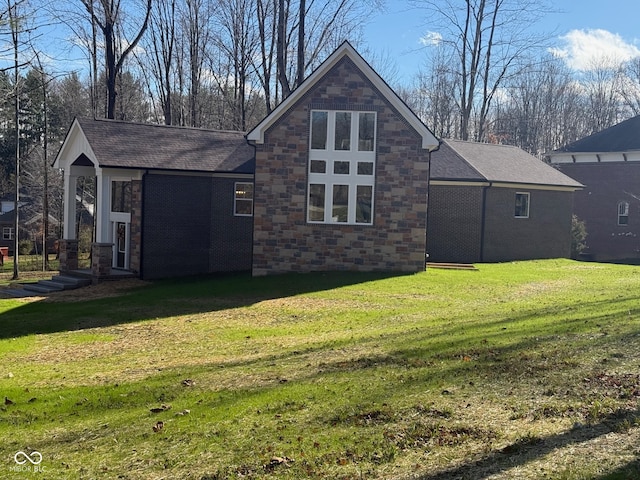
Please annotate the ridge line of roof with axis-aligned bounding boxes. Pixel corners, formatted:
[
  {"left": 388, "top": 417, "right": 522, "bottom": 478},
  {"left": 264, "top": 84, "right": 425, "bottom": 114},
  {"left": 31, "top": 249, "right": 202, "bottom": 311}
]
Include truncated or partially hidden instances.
[
  {"left": 77, "top": 116, "right": 247, "bottom": 136},
  {"left": 442, "top": 139, "right": 489, "bottom": 181}
]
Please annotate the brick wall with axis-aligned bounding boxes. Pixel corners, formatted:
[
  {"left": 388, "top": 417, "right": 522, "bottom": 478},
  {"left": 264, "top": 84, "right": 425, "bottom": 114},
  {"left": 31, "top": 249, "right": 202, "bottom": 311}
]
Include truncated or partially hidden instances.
[
  {"left": 426, "top": 185, "right": 483, "bottom": 262},
  {"left": 557, "top": 162, "right": 640, "bottom": 261},
  {"left": 482, "top": 187, "right": 574, "bottom": 262},
  {"left": 142, "top": 174, "right": 252, "bottom": 279},
  {"left": 251, "top": 57, "right": 429, "bottom": 276},
  {"left": 129, "top": 179, "right": 142, "bottom": 274}
]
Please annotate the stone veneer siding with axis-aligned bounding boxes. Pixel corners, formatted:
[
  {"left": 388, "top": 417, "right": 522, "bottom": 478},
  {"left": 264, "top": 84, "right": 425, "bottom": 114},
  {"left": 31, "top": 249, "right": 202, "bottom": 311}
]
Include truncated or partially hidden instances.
[{"left": 251, "top": 57, "right": 429, "bottom": 276}]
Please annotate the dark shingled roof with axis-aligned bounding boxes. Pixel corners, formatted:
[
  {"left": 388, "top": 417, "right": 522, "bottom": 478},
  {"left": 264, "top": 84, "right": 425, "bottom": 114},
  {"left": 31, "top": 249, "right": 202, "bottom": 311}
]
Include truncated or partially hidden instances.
[
  {"left": 555, "top": 115, "right": 640, "bottom": 153},
  {"left": 75, "top": 117, "right": 255, "bottom": 173},
  {"left": 431, "top": 139, "right": 583, "bottom": 188}
]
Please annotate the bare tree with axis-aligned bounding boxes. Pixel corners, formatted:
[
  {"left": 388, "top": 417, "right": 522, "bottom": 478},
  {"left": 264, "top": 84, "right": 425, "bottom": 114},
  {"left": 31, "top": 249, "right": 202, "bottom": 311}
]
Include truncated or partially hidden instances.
[
  {"left": 145, "top": 0, "right": 177, "bottom": 125},
  {"left": 415, "top": 0, "right": 551, "bottom": 142},
  {"left": 619, "top": 57, "right": 640, "bottom": 117},
  {"left": 79, "top": 0, "right": 152, "bottom": 119}
]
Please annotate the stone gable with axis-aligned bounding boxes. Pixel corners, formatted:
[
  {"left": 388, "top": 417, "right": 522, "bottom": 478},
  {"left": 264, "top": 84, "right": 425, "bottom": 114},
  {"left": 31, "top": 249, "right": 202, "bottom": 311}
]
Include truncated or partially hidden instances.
[{"left": 251, "top": 56, "right": 429, "bottom": 275}]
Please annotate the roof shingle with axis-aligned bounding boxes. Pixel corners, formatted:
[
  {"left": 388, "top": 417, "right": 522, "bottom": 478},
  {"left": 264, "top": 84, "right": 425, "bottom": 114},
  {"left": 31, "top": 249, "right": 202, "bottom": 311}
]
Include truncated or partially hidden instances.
[
  {"left": 431, "top": 139, "right": 583, "bottom": 188},
  {"left": 555, "top": 115, "right": 640, "bottom": 153},
  {"left": 75, "top": 117, "right": 255, "bottom": 173}
]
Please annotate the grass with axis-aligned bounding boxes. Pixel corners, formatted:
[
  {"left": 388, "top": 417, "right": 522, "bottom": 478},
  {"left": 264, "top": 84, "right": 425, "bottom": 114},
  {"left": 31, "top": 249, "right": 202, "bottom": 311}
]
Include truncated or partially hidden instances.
[{"left": 1, "top": 259, "right": 640, "bottom": 479}]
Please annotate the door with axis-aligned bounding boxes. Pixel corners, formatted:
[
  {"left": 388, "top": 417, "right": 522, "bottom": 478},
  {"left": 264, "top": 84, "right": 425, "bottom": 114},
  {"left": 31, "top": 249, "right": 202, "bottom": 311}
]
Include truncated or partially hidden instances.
[{"left": 116, "top": 222, "right": 127, "bottom": 269}]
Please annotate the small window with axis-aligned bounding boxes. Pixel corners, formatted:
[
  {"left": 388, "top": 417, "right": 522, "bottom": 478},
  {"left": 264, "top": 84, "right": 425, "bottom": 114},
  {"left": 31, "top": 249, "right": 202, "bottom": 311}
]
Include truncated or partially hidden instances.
[
  {"left": 234, "top": 182, "right": 253, "bottom": 216},
  {"left": 310, "top": 111, "right": 328, "bottom": 150},
  {"left": 334, "top": 112, "right": 352, "bottom": 150},
  {"left": 618, "top": 201, "right": 629, "bottom": 225},
  {"left": 310, "top": 160, "right": 326, "bottom": 173},
  {"left": 308, "top": 184, "right": 325, "bottom": 221},
  {"left": 515, "top": 192, "right": 530, "bottom": 218},
  {"left": 2, "top": 226, "right": 14, "bottom": 240},
  {"left": 111, "top": 181, "right": 132, "bottom": 213},
  {"left": 358, "top": 112, "right": 375, "bottom": 151}
]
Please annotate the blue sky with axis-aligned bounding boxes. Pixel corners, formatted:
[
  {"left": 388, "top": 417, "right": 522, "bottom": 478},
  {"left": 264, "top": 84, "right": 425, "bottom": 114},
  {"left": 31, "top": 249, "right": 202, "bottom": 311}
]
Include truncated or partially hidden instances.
[{"left": 363, "top": 0, "right": 640, "bottom": 85}]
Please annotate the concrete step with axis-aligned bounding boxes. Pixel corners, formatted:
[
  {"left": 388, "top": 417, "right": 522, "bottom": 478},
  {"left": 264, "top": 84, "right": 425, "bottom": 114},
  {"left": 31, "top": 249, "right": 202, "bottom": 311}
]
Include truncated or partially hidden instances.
[
  {"left": 427, "top": 262, "right": 478, "bottom": 271},
  {"left": 22, "top": 283, "right": 60, "bottom": 294},
  {"left": 0, "top": 288, "right": 40, "bottom": 298},
  {"left": 51, "top": 275, "right": 91, "bottom": 288}
]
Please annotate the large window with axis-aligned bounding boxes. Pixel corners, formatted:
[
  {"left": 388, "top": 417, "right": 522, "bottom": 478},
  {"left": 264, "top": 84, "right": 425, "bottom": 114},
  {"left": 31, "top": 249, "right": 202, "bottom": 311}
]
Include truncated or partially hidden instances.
[
  {"left": 618, "top": 201, "right": 629, "bottom": 225},
  {"left": 2, "top": 226, "right": 13, "bottom": 240},
  {"left": 514, "top": 192, "right": 530, "bottom": 218},
  {"left": 308, "top": 110, "right": 376, "bottom": 224},
  {"left": 234, "top": 182, "right": 254, "bottom": 216}
]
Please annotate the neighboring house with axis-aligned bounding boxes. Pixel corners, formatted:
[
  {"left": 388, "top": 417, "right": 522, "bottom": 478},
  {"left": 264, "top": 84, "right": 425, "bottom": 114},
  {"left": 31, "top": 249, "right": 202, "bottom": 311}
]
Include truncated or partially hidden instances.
[
  {"left": 247, "top": 41, "right": 439, "bottom": 275},
  {"left": 428, "top": 140, "right": 583, "bottom": 263},
  {"left": 0, "top": 209, "right": 15, "bottom": 256},
  {"left": 53, "top": 118, "right": 255, "bottom": 280},
  {"left": 548, "top": 115, "right": 640, "bottom": 262}
]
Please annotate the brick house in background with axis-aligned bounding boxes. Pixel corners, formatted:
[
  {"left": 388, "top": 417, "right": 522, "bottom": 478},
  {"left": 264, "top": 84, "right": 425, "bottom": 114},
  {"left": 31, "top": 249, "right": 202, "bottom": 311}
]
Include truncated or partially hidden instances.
[
  {"left": 247, "top": 41, "right": 439, "bottom": 275},
  {"left": 428, "top": 140, "right": 583, "bottom": 263},
  {"left": 549, "top": 115, "right": 640, "bottom": 262}
]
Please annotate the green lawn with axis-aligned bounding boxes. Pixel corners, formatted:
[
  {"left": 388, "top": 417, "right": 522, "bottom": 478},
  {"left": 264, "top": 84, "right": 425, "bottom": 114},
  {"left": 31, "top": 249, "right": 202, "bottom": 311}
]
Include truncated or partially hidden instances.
[{"left": 1, "top": 259, "right": 640, "bottom": 479}]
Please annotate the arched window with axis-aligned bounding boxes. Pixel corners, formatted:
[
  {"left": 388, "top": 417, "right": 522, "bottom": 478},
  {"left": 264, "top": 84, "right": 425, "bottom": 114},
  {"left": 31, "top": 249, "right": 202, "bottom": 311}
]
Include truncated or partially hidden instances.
[{"left": 618, "top": 201, "right": 629, "bottom": 225}]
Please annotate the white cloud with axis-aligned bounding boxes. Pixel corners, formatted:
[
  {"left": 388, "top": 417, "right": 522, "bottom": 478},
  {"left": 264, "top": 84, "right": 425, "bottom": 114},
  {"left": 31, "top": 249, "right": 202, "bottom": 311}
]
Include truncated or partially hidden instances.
[
  {"left": 550, "top": 29, "right": 640, "bottom": 71},
  {"left": 419, "top": 31, "right": 442, "bottom": 47}
]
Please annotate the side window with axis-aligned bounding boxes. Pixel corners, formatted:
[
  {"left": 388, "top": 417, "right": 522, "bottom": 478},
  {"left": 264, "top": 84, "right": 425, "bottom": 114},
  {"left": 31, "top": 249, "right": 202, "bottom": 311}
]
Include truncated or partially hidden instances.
[
  {"left": 234, "top": 182, "right": 254, "bottom": 216},
  {"left": 618, "top": 201, "right": 629, "bottom": 225},
  {"left": 515, "top": 192, "right": 530, "bottom": 218}
]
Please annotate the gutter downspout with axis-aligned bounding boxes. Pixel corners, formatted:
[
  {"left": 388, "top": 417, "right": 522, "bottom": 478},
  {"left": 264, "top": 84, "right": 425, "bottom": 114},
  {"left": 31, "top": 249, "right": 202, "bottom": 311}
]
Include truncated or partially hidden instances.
[
  {"left": 139, "top": 170, "right": 147, "bottom": 280},
  {"left": 480, "top": 181, "right": 492, "bottom": 262},
  {"left": 425, "top": 141, "right": 441, "bottom": 268}
]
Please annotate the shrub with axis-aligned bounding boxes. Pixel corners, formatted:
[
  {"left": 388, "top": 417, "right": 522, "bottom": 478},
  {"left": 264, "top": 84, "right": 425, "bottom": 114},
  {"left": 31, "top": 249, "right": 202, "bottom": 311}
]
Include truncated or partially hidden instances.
[{"left": 571, "top": 215, "right": 587, "bottom": 258}]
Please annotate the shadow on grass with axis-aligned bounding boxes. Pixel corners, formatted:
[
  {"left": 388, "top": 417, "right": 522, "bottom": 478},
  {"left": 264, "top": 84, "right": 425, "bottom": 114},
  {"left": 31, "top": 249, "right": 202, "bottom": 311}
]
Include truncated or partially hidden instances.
[
  {"left": 597, "top": 459, "right": 640, "bottom": 480},
  {"left": 413, "top": 408, "right": 640, "bottom": 480},
  {"left": 0, "top": 270, "right": 405, "bottom": 339}
]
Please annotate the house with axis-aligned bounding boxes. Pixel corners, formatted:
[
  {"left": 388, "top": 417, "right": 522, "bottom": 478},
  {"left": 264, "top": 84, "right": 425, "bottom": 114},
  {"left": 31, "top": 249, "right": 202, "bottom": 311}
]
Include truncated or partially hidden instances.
[
  {"left": 428, "top": 140, "right": 583, "bottom": 263},
  {"left": 53, "top": 118, "right": 255, "bottom": 280},
  {"left": 0, "top": 209, "right": 15, "bottom": 257},
  {"left": 247, "top": 41, "right": 439, "bottom": 275},
  {"left": 548, "top": 115, "right": 640, "bottom": 262},
  {"left": 54, "top": 42, "right": 439, "bottom": 280}
]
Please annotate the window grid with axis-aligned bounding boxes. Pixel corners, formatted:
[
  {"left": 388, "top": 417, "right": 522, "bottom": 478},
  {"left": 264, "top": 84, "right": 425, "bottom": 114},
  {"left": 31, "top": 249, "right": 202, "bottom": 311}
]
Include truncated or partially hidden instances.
[
  {"left": 234, "top": 182, "right": 254, "bottom": 216},
  {"left": 515, "top": 192, "right": 530, "bottom": 218},
  {"left": 618, "top": 201, "right": 629, "bottom": 226},
  {"left": 308, "top": 110, "right": 376, "bottom": 225}
]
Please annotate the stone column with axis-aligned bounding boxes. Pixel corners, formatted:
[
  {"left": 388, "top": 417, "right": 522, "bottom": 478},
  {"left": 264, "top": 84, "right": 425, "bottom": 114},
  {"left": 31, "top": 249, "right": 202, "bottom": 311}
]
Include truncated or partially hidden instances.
[
  {"left": 59, "top": 239, "right": 79, "bottom": 271},
  {"left": 91, "top": 242, "right": 113, "bottom": 282}
]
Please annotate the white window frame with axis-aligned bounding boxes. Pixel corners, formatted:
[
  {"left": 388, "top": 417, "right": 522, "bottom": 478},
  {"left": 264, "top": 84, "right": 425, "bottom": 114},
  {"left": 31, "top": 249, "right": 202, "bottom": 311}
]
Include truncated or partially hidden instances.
[
  {"left": 618, "top": 201, "right": 630, "bottom": 226},
  {"left": 515, "top": 192, "right": 530, "bottom": 218},
  {"left": 307, "top": 110, "right": 376, "bottom": 225},
  {"left": 2, "top": 226, "right": 14, "bottom": 240},
  {"left": 234, "top": 182, "right": 254, "bottom": 217}
]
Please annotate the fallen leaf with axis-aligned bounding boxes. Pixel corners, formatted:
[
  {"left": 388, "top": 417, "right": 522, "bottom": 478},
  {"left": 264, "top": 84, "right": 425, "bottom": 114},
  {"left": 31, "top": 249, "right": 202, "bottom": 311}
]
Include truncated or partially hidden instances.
[
  {"left": 150, "top": 404, "right": 171, "bottom": 413},
  {"left": 181, "top": 379, "right": 195, "bottom": 387},
  {"left": 4, "top": 397, "right": 14, "bottom": 405},
  {"left": 152, "top": 421, "right": 164, "bottom": 432}
]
